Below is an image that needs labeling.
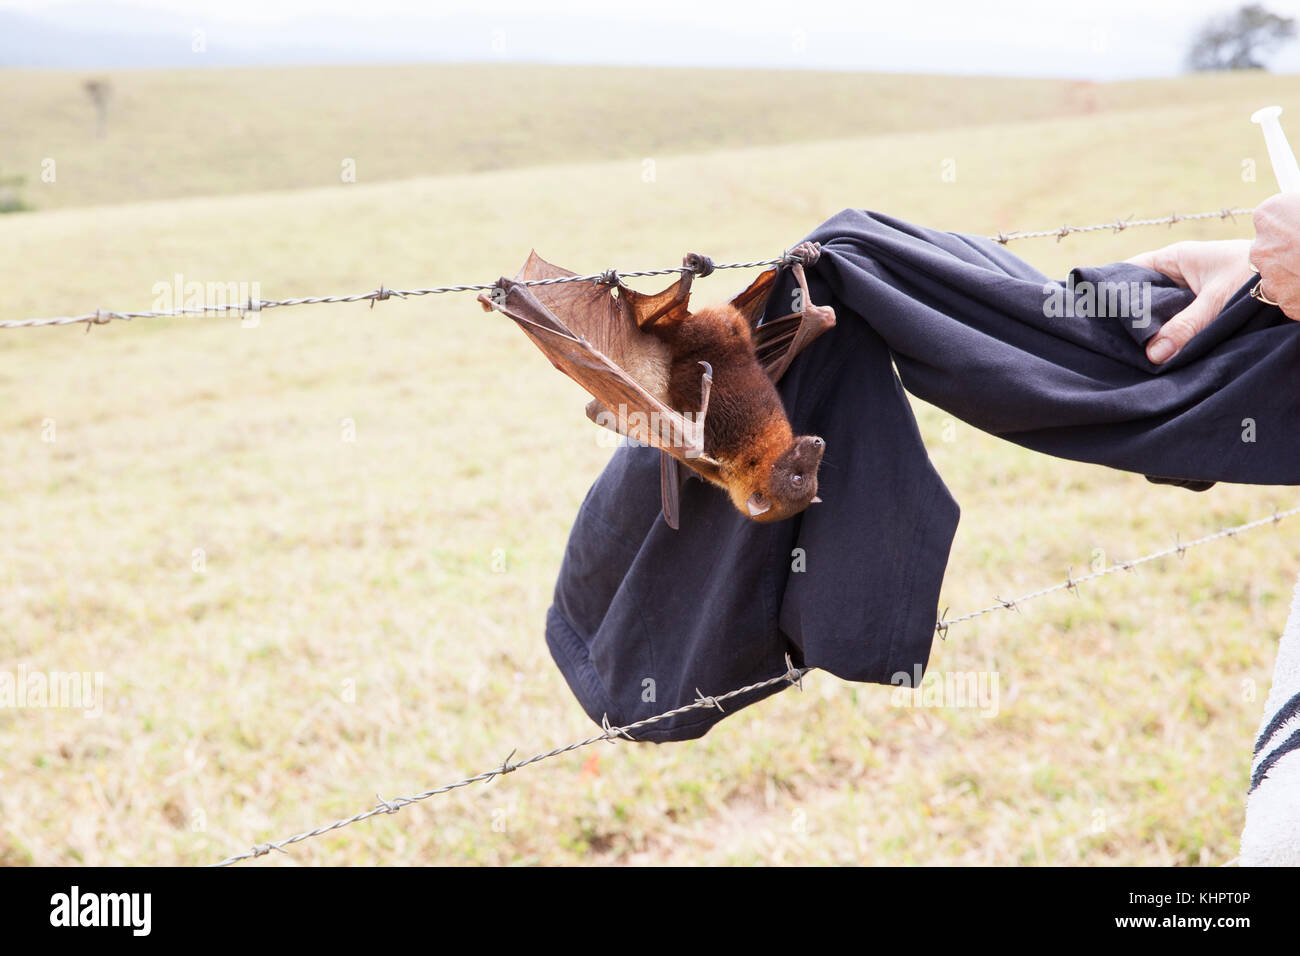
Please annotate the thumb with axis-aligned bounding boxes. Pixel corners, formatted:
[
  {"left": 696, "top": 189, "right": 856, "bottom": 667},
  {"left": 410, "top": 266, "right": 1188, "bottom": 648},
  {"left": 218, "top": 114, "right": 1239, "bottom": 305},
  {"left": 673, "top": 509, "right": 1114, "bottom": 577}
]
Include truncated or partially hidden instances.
[
  {"left": 1125, "top": 249, "right": 1161, "bottom": 271},
  {"left": 1125, "top": 245, "right": 1188, "bottom": 287},
  {"left": 1145, "top": 284, "right": 1225, "bottom": 365}
]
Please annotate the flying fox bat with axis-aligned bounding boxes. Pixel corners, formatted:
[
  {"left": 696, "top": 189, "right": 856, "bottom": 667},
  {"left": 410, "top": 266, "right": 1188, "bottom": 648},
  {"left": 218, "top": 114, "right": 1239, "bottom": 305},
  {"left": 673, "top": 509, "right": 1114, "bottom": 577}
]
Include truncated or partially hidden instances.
[{"left": 477, "top": 241, "right": 836, "bottom": 529}]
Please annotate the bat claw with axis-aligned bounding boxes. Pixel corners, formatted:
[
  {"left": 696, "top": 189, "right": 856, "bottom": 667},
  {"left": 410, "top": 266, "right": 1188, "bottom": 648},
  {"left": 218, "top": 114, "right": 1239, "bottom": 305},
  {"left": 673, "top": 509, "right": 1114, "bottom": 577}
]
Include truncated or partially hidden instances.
[
  {"left": 676, "top": 362, "right": 713, "bottom": 460},
  {"left": 696, "top": 362, "right": 714, "bottom": 404},
  {"left": 811, "top": 495, "right": 823, "bottom": 503}
]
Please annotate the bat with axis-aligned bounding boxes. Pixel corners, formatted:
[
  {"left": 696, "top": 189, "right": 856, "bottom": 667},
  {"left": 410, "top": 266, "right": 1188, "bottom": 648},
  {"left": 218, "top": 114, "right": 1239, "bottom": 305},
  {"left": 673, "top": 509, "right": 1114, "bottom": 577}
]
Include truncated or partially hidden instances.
[{"left": 478, "top": 241, "right": 836, "bottom": 529}]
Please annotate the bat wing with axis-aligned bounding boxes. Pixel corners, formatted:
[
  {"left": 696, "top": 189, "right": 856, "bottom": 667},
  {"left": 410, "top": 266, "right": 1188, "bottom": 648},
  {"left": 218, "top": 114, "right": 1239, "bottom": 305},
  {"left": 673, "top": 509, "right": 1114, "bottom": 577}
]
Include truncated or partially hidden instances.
[
  {"left": 731, "top": 243, "right": 837, "bottom": 383},
  {"left": 728, "top": 265, "right": 780, "bottom": 331},
  {"left": 507, "top": 251, "right": 684, "bottom": 392},
  {"left": 479, "top": 268, "right": 721, "bottom": 478}
]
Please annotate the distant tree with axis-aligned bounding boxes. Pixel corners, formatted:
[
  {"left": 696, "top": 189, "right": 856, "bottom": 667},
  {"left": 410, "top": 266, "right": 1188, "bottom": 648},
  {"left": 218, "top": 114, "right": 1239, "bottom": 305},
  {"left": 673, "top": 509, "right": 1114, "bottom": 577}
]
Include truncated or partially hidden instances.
[
  {"left": 1186, "top": 3, "right": 1296, "bottom": 71},
  {"left": 0, "top": 174, "right": 29, "bottom": 214},
  {"left": 83, "top": 78, "right": 112, "bottom": 137}
]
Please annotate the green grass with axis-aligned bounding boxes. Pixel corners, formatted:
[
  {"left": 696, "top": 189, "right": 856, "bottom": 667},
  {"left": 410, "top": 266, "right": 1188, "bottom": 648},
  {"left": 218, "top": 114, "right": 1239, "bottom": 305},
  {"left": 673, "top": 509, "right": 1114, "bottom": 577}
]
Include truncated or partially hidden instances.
[{"left": 0, "top": 64, "right": 1298, "bottom": 865}]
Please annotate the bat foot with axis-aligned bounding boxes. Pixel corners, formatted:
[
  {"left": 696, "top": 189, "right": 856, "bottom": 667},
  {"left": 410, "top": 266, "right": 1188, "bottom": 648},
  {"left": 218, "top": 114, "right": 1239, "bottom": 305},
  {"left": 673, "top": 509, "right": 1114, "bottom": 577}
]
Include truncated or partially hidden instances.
[
  {"left": 783, "top": 241, "right": 822, "bottom": 267},
  {"left": 682, "top": 252, "right": 715, "bottom": 278},
  {"left": 807, "top": 302, "right": 836, "bottom": 329}
]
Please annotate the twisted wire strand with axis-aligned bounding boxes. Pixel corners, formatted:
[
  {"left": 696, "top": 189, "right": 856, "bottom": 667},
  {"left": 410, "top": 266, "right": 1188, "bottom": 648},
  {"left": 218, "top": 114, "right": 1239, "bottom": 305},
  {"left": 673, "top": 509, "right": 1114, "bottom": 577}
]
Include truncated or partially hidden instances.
[
  {"left": 2, "top": 207, "right": 1256, "bottom": 331},
  {"left": 991, "top": 207, "right": 1253, "bottom": 244},
  {"left": 210, "top": 661, "right": 807, "bottom": 866},
  {"left": 0, "top": 259, "right": 787, "bottom": 330},
  {"left": 934, "top": 504, "right": 1300, "bottom": 636}
]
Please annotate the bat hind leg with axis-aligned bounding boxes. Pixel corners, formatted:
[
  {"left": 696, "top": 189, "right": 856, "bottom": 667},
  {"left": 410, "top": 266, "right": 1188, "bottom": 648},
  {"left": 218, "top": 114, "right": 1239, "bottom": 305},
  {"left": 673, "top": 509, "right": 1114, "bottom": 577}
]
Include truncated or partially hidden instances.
[{"left": 754, "top": 260, "right": 836, "bottom": 380}]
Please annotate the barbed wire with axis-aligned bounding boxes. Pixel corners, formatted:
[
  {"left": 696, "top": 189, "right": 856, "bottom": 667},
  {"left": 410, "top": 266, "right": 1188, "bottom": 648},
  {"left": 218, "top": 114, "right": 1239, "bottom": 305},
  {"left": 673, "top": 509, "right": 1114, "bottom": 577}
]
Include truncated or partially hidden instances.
[
  {"left": 212, "top": 499, "right": 1297, "bottom": 866},
  {"left": 991, "top": 207, "right": 1254, "bottom": 244},
  {"left": 210, "top": 659, "right": 809, "bottom": 866},
  {"left": 0, "top": 258, "right": 788, "bottom": 331},
  {"left": 934, "top": 503, "right": 1300, "bottom": 637},
  {"left": 2, "top": 207, "right": 1256, "bottom": 331}
]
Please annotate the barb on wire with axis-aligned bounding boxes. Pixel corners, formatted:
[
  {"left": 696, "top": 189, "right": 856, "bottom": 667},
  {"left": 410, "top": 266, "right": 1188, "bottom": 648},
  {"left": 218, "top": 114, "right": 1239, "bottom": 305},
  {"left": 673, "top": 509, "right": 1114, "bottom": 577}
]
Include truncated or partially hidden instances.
[
  {"left": 934, "top": 504, "right": 1300, "bottom": 633},
  {"left": 3, "top": 206, "right": 1257, "bottom": 331},
  {"left": 214, "top": 501, "right": 1296, "bottom": 866}
]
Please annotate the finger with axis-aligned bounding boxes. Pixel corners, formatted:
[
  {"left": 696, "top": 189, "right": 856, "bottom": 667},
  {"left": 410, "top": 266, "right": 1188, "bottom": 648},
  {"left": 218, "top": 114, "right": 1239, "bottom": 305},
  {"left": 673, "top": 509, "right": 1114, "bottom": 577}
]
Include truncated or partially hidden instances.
[{"left": 1145, "top": 287, "right": 1224, "bottom": 364}]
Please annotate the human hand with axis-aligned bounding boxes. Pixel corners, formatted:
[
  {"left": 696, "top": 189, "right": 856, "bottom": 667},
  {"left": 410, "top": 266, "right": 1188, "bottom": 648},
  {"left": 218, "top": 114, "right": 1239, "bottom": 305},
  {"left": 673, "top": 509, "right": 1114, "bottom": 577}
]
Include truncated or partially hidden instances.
[
  {"left": 1126, "top": 239, "right": 1254, "bottom": 364},
  {"left": 1249, "top": 193, "right": 1300, "bottom": 322}
]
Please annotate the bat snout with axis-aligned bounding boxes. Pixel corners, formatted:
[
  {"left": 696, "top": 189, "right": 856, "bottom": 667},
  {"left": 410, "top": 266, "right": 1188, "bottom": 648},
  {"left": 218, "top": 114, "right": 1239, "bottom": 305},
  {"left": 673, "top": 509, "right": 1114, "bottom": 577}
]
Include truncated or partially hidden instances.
[
  {"left": 793, "top": 434, "right": 826, "bottom": 473},
  {"left": 738, "top": 435, "right": 827, "bottom": 523}
]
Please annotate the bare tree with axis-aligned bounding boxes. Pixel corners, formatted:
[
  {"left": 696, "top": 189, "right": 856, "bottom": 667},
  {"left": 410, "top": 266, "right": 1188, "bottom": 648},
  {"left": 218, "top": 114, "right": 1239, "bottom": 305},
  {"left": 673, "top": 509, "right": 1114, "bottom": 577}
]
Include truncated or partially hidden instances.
[
  {"left": 83, "top": 78, "right": 112, "bottom": 138},
  {"left": 1187, "top": 3, "right": 1296, "bottom": 71}
]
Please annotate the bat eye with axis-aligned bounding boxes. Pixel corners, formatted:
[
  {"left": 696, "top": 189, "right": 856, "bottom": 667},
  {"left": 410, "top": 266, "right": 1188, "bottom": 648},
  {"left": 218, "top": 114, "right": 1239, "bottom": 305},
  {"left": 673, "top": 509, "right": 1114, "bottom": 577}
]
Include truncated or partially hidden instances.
[{"left": 792, "top": 474, "right": 803, "bottom": 486}]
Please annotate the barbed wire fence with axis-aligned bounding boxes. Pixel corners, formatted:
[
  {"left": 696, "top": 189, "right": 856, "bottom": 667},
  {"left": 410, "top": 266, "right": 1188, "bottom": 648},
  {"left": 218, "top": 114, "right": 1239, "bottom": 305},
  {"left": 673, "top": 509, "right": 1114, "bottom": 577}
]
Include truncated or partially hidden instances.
[
  {"left": 0, "top": 207, "right": 1256, "bottom": 332},
  {"left": 934, "top": 504, "right": 1300, "bottom": 635},
  {"left": 211, "top": 501, "right": 1300, "bottom": 866},
  {"left": 990, "top": 207, "right": 1253, "bottom": 245},
  {"left": 2, "top": 204, "right": 1274, "bottom": 864}
]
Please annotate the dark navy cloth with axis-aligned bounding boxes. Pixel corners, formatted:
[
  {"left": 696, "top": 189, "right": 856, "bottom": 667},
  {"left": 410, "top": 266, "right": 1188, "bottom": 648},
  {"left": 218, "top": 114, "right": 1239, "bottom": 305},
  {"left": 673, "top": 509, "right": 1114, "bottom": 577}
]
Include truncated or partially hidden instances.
[{"left": 545, "top": 208, "right": 1300, "bottom": 742}]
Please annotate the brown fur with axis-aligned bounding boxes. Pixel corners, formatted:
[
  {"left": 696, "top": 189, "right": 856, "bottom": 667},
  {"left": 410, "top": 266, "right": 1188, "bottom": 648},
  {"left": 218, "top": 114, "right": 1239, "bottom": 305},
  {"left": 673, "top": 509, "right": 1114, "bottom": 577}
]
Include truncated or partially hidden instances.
[{"left": 641, "top": 303, "right": 823, "bottom": 522}]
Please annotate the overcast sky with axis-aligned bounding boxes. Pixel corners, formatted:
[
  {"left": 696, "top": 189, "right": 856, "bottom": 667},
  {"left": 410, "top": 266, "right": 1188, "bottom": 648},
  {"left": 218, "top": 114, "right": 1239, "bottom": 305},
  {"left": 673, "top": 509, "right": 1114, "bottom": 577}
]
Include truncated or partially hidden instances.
[{"left": 1, "top": 0, "right": 1298, "bottom": 78}]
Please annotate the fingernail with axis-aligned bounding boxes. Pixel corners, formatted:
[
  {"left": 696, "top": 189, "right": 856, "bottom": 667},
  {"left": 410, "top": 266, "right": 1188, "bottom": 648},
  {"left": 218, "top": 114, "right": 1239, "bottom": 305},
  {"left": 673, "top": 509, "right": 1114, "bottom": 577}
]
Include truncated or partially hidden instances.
[{"left": 1148, "top": 338, "right": 1176, "bottom": 364}]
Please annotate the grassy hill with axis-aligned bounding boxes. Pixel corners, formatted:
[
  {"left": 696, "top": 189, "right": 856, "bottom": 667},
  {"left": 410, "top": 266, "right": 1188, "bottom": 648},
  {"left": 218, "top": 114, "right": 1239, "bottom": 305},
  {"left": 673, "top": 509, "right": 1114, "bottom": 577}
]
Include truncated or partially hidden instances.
[
  {"left": 0, "top": 64, "right": 1298, "bottom": 865},
  {"left": 1, "top": 64, "right": 1298, "bottom": 210}
]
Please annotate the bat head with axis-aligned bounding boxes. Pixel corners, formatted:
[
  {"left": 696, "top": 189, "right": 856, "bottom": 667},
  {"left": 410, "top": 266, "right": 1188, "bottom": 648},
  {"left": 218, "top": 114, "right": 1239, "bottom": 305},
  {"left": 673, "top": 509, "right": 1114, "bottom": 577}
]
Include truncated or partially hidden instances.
[{"left": 742, "top": 434, "right": 825, "bottom": 523}]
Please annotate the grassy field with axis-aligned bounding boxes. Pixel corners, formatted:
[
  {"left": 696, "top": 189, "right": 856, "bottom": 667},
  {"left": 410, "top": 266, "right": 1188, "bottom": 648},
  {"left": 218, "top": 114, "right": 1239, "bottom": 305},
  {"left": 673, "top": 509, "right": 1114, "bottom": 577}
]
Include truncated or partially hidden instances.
[
  {"left": 1, "top": 64, "right": 1299, "bottom": 866},
  {"left": 1, "top": 64, "right": 1296, "bottom": 210}
]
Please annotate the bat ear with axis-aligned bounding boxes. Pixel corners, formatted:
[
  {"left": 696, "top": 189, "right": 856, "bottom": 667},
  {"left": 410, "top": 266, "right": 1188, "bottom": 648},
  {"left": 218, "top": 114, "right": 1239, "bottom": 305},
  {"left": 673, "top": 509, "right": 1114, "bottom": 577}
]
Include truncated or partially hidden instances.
[{"left": 747, "top": 491, "right": 771, "bottom": 517}]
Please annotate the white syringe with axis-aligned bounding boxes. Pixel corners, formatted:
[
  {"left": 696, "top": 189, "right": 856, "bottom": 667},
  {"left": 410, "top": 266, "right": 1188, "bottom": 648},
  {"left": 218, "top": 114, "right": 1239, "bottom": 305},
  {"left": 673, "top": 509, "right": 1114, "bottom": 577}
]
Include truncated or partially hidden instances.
[{"left": 1251, "top": 105, "right": 1300, "bottom": 194}]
